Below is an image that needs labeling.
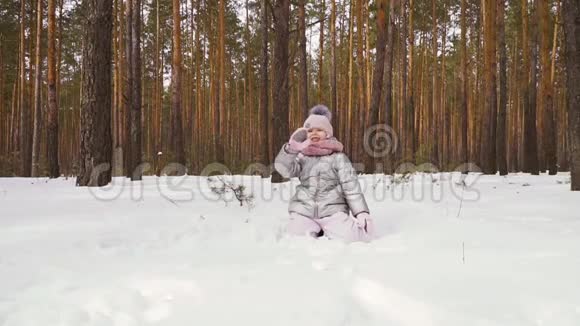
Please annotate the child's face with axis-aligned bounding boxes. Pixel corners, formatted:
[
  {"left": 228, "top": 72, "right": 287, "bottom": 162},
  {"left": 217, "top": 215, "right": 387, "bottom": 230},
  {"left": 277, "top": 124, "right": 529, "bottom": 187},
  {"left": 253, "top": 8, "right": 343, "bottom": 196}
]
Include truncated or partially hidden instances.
[{"left": 307, "top": 128, "right": 327, "bottom": 142}]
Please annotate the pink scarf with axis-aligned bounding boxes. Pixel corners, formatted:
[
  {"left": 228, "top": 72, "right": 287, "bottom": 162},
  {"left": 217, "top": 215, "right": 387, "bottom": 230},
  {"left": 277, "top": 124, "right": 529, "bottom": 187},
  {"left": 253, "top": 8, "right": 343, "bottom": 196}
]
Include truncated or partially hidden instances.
[{"left": 302, "top": 137, "right": 344, "bottom": 156}]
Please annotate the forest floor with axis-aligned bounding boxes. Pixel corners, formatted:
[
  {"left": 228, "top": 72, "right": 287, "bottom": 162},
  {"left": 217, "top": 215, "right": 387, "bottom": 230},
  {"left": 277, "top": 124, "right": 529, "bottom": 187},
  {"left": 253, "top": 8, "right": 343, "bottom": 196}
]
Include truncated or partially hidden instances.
[{"left": 1, "top": 172, "right": 579, "bottom": 326}]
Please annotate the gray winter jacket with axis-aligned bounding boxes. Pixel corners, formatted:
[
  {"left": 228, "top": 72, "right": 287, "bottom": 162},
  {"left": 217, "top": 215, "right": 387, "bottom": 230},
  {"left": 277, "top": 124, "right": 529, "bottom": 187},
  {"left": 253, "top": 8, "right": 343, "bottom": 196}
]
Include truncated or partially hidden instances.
[{"left": 274, "top": 144, "right": 370, "bottom": 219}]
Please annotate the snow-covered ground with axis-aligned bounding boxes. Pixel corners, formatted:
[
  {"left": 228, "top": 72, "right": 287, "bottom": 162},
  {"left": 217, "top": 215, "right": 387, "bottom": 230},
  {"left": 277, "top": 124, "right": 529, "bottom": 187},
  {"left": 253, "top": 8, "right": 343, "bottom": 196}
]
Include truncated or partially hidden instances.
[{"left": 0, "top": 172, "right": 579, "bottom": 326}]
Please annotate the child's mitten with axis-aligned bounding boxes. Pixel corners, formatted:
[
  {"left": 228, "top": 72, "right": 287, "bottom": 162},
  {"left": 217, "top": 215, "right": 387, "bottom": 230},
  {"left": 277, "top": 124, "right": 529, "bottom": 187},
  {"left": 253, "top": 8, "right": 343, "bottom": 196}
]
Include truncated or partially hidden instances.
[
  {"left": 354, "top": 212, "right": 374, "bottom": 235},
  {"left": 287, "top": 128, "right": 311, "bottom": 153}
]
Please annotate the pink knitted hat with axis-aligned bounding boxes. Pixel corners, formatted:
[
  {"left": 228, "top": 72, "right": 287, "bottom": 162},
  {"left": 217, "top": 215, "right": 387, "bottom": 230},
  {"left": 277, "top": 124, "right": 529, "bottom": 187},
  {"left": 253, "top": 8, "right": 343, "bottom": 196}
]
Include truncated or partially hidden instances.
[{"left": 303, "top": 105, "right": 333, "bottom": 138}]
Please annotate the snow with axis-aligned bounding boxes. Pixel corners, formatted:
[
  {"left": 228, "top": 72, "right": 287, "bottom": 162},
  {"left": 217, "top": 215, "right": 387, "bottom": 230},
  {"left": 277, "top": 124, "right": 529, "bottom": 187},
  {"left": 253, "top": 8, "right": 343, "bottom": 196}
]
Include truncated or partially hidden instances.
[{"left": 1, "top": 172, "right": 579, "bottom": 326}]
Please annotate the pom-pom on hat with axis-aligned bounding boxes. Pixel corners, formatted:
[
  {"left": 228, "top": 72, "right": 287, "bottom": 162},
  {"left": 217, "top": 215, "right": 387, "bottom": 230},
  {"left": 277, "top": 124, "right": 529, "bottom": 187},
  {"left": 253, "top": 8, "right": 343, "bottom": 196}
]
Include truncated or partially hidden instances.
[{"left": 303, "top": 105, "right": 333, "bottom": 138}]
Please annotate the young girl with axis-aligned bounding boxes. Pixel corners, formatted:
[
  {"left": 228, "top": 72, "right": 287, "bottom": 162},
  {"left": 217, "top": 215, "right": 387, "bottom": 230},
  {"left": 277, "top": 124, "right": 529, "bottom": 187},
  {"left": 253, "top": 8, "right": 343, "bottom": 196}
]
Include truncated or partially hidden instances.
[{"left": 274, "top": 105, "right": 374, "bottom": 242}]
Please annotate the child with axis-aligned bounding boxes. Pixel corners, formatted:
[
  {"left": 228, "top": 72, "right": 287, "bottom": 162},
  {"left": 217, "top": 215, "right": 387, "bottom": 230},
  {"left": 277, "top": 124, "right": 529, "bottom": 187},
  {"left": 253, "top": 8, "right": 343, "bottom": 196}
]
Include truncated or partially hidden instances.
[{"left": 274, "top": 105, "right": 374, "bottom": 242}]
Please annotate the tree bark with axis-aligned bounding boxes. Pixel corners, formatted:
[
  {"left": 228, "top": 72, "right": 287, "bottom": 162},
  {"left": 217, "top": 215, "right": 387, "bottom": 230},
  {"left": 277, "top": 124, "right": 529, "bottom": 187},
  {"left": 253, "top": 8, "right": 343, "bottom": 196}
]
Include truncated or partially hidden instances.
[
  {"left": 384, "top": 0, "right": 395, "bottom": 172},
  {"left": 152, "top": 0, "right": 161, "bottom": 174},
  {"left": 400, "top": 0, "right": 409, "bottom": 161},
  {"left": 123, "top": 0, "right": 133, "bottom": 176},
  {"left": 0, "top": 39, "right": 4, "bottom": 157},
  {"left": 129, "top": 0, "right": 142, "bottom": 180},
  {"left": 31, "top": 0, "right": 43, "bottom": 177},
  {"left": 76, "top": 0, "right": 113, "bottom": 187},
  {"left": 318, "top": 0, "right": 325, "bottom": 103},
  {"left": 298, "top": 0, "right": 308, "bottom": 118},
  {"left": 460, "top": 0, "right": 468, "bottom": 169},
  {"left": 330, "top": 0, "right": 337, "bottom": 120},
  {"left": 521, "top": 0, "right": 535, "bottom": 173},
  {"left": 271, "top": 0, "right": 290, "bottom": 183},
  {"left": 480, "top": 0, "right": 497, "bottom": 174},
  {"left": 19, "top": 0, "right": 31, "bottom": 176},
  {"left": 260, "top": 0, "right": 270, "bottom": 168},
  {"left": 497, "top": 0, "right": 508, "bottom": 175},
  {"left": 562, "top": 0, "right": 580, "bottom": 189},
  {"left": 11, "top": 79, "right": 18, "bottom": 157},
  {"left": 194, "top": 0, "right": 203, "bottom": 174},
  {"left": 526, "top": 0, "right": 540, "bottom": 174},
  {"left": 407, "top": 0, "right": 415, "bottom": 162},
  {"left": 539, "top": 0, "right": 557, "bottom": 174},
  {"left": 12, "top": 78, "right": 19, "bottom": 157},
  {"left": 47, "top": 0, "right": 59, "bottom": 178},
  {"left": 368, "top": 0, "right": 387, "bottom": 133},
  {"left": 171, "top": 0, "right": 185, "bottom": 172},
  {"left": 217, "top": 0, "right": 226, "bottom": 164},
  {"left": 430, "top": 0, "right": 438, "bottom": 165},
  {"left": 347, "top": 2, "right": 354, "bottom": 156},
  {"left": 356, "top": 0, "right": 365, "bottom": 164}
]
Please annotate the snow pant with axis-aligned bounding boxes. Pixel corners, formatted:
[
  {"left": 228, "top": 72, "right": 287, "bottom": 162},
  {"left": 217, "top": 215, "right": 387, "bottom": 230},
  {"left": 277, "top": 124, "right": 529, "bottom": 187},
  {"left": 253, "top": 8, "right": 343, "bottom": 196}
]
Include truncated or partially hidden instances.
[{"left": 284, "top": 211, "right": 372, "bottom": 243}]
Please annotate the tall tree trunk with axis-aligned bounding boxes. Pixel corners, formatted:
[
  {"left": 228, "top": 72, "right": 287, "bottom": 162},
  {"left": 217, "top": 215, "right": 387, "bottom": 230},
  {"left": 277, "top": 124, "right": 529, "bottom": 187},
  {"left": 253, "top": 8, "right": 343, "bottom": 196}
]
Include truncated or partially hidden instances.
[
  {"left": 318, "top": 0, "right": 325, "bottom": 103},
  {"left": 527, "top": 0, "right": 540, "bottom": 174},
  {"left": 208, "top": 0, "right": 217, "bottom": 161},
  {"left": 31, "top": 0, "right": 43, "bottom": 177},
  {"left": 0, "top": 39, "right": 5, "bottom": 158},
  {"left": 194, "top": 0, "right": 202, "bottom": 174},
  {"left": 551, "top": 1, "right": 560, "bottom": 85},
  {"left": 430, "top": 0, "right": 438, "bottom": 165},
  {"left": 56, "top": 0, "right": 63, "bottom": 171},
  {"left": 330, "top": 0, "right": 337, "bottom": 119},
  {"left": 217, "top": 0, "right": 226, "bottom": 164},
  {"left": 362, "top": 3, "right": 370, "bottom": 112},
  {"left": 440, "top": 6, "right": 448, "bottom": 168},
  {"left": 384, "top": 0, "right": 395, "bottom": 172},
  {"left": 562, "top": 0, "right": 580, "bottom": 189},
  {"left": 480, "top": 0, "right": 497, "bottom": 174},
  {"left": 355, "top": 0, "right": 365, "bottom": 163},
  {"left": 0, "top": 38, "right": 4, "bottom": 157},
  {"left": 19, "top": 0, "right": 31, "bottom": 176},
  {"left": 128, "top": 0, "right": 142, "bottom": 180},
  {"left": 298, "top": 0, "right": 308, "bottom": 118},
  {"left": 153, "top": 0, "right": 161, "bottom": 174},
  {"left": 510, "top": 37, "right": 520, "bottom": 171},
  {"left": 115, "top": 0, "right": 124, "bottom": 170},
  {"left": 407, "top": 0, "right": 415, "bottom": 162},
  {"left": 12, "top": 77, "right": 19, "bottom": 158},
  {"left": 271, "top": 0, "right": 290, "bottom": 183},
  {"left": 11, "top": 76, "right": 18, "bottom": 157},
  {"left": 497, "top": 0, "right": 507, "bottom": 175},
  {"left": 260, "top": 0, "right": 270, "bottom": 168},
  {"left": 539, "top": 0, "right": 557, "bottom": 174},
  {"left": 171, "top": 0, "right": 185, "bottom": 172},
  {"left": 244, "top": 0, "right": 253, "bottom": 167},
  {"left": 368, "top": 0, "right": 387, "bottom": 135},
  {"left": 76, "top": 0, "right": 113, "bottom": 187},
  {"left": 47, "top": 0, "right": 59, "bottom": 178},
  {"left": 124, "top": 0, "right": 133, "bottom": 176},
  {"left": 400, "top": 0, "right": 409, "bottom": 161},
  {"left": 460, "top": 0, "right": 468, "bottom": 169},
  {"left": 521, "top": 0, "right": 535, "bottom": 173},
  {"left": 471, "top": 6, "right": 482, "bottom": 165},
  {"left": 347, "top": 2, "right": 354, "bottom": 156},
  {"left": 112, "top": 0, "right": 119, "bottom": 174}
]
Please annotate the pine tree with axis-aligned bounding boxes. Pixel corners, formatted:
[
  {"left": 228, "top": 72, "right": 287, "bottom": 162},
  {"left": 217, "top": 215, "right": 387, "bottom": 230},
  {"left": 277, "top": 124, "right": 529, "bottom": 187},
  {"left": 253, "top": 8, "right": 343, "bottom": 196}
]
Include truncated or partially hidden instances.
[
  {"left": 76, "top": 0, "right": 113, "bottom": 187},
  {"left": 562, "top": 0, "right": 580, "bottom": 190},
  {"left": 298, "top": 0, "right": 308, "bottom": 119},
  {"left": 260, "top": 0, "right": 270, "bottom": 168},
  {"left": 271, "top": 0, "right": 290, "bottom": 183},
  {"left": 497, "top": 0, "right": 508, "bottom": 175},
  {"left": 171, "top": 0, "right": 185, "bottom": 172},
  {"left": 47, "top": 0, "right": 59, "bottom": 178}
]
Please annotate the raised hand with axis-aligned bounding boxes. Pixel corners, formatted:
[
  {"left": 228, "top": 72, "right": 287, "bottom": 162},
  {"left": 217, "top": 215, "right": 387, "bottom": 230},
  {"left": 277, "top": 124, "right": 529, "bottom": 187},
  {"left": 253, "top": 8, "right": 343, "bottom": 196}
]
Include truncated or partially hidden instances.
[{"left": 287, "top": 128, "right": 311, "bottom": 153}]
